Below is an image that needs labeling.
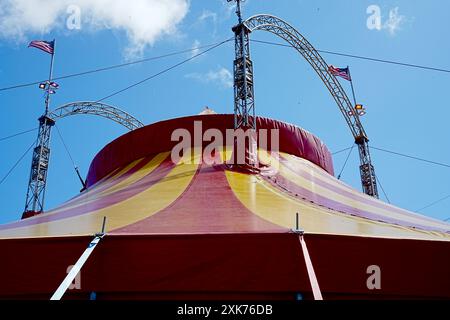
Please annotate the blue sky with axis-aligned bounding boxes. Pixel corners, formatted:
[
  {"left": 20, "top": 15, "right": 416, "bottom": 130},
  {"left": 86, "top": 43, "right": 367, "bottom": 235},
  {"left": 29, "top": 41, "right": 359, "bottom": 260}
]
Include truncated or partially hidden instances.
[{"left": 0, "top": 0, "right": 449, "bottom": 224}]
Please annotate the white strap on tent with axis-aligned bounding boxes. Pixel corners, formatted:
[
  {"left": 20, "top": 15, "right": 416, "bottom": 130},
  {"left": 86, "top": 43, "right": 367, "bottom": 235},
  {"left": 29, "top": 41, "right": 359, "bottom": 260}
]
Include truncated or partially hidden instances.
[
  {"left": 299, "top": 235, "right": 323, "bottom": 300},
  {"left": 51, "top": 217, "right": 107, "bottom": 300},
  {"left": 50, "top": 235, "right": 103, "bottom": 300}
]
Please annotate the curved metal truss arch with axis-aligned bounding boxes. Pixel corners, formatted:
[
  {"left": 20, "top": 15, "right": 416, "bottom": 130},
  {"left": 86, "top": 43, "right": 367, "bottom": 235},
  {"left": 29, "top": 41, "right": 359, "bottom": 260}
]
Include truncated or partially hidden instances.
[
  {"left": 242, "top": 14, "right": 379, "bottom": 198},
  {"left": 24, "top": 101, "right": 144, "bottom": 216},
  {"left": 48, "top": 101, "right": 144, "bottom": 131}
]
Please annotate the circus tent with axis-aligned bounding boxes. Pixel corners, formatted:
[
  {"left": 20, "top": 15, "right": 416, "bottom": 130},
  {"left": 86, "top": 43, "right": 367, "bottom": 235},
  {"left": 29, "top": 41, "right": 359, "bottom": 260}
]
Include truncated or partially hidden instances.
[{"left": 1, "top": 114, "right": 449, "bottom": 300}]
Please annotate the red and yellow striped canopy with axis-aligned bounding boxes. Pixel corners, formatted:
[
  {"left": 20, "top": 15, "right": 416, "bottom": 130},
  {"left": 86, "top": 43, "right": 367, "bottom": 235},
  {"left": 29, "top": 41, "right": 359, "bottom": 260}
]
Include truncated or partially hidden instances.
[{"left": 1, "top": 115, "right": 448, "bottom": 241}]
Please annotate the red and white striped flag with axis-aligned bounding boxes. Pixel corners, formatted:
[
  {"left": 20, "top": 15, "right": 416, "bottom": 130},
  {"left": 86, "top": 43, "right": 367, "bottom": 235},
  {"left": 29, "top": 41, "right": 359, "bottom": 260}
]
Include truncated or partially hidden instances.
[
  {"left": 328, "top": 65, "right": 351, "bottom": 81},
  {"left": 28, "top": 40, "right": 55, "bottom": 55}
]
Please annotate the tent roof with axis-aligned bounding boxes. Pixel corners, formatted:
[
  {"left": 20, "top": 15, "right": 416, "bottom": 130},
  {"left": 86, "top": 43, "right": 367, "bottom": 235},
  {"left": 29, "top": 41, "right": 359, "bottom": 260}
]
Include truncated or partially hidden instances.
[{"left": 1, "top": 115, "right": 449, "bottom": 240}]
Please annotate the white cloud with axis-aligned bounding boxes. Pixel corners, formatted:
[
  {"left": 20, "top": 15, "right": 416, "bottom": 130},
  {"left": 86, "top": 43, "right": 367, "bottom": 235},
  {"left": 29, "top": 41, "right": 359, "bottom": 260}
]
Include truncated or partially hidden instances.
[
  {"left": 0, "top": 0, "right": 189, "bottom": 58},
  {"left": 197, "top": 9, "right": 218, "bottom": 37},
  {"left": 186, "top": 67, "right": 233, "bottom": 89},
  {"left": 199, "top": 10, "right": 217, "bottom": 24},
  {"left": 383, "top": 7, "right": 405, "bottom": 35},
  {"left": 206, "top": 68, "right": 233, "bottom": 88}
]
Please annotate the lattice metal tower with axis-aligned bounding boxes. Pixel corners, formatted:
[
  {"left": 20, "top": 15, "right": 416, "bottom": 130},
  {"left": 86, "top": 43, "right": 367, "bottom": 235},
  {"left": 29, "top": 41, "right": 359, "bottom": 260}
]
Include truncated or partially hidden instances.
[
  {"left": 23, "top": 48, "right": 56, "bottom": 217},
  {"left": 229, "top": 0, "right": 256, "bottom": 130},
  {"left": 24, "top": 115, "right": 55, "bottom": 215}
]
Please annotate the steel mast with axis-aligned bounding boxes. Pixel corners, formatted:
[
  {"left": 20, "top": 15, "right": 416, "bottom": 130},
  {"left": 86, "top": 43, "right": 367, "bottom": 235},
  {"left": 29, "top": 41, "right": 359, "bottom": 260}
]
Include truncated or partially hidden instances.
[
  {"left": 229, "top": 0, "right": 256, "bottom": 130},
  {"left": 23, "top": 41, "right": 57, "bottom": 218}
]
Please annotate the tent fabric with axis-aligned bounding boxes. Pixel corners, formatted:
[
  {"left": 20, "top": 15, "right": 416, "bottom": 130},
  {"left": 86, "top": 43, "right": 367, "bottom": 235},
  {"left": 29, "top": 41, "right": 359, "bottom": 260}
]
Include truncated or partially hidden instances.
[
  {"left": 0, "top": 136, "right": 448, "bottom": 239},
  {"left": 1, "top": 233, "right": 449, "bottom": 299},
  {"left": 1, "top": 115, "right": 449, "bottom": 299},
  {"left": 85, "top": 115, "right": 335, "bottom": 187}
]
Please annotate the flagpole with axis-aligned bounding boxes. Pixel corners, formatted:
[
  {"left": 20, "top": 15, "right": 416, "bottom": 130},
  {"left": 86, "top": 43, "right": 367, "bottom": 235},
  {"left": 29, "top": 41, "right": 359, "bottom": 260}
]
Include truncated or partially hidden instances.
[
  {"left": 45, "top": 39, "right": 56, "bottom": 115},
  {"left": 348, "top": 65, "right": 357, "bottom": 106}
]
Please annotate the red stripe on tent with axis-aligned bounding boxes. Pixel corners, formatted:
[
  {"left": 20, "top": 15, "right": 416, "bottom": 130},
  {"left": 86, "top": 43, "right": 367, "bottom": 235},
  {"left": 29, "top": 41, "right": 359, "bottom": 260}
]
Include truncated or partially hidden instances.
[{"left": 112, "top": 163, "right": 286, "bottom": 234}]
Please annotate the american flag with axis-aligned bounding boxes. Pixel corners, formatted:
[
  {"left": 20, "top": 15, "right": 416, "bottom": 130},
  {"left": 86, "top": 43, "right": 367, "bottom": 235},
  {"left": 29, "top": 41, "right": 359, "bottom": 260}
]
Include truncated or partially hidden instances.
[
  {"left": 28, "top": 40, "right": 55, "bottom": 55},
  {"left": 328, "top": 65, "right": 351, "bottom": 81}
]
